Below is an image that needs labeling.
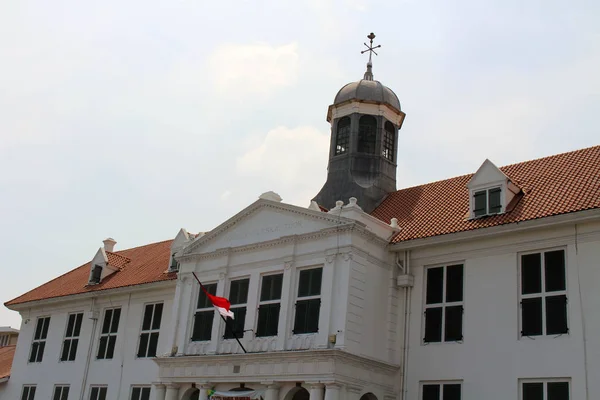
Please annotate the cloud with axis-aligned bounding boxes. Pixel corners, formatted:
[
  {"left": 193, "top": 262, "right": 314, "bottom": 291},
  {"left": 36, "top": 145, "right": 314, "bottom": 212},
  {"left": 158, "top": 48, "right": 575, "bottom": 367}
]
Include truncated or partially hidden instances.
[
  {"left": 236, "top": 125, "right": 330, "bottom": 205},
  {"left": 207, "top": 42, "right": 300, "bottom": 100}
]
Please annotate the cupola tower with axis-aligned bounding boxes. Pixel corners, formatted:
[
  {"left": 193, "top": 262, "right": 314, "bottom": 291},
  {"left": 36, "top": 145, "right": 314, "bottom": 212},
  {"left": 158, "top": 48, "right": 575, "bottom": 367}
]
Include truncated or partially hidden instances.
[{"left": 313, "top": 33, "right": 406, "bottom": 212}]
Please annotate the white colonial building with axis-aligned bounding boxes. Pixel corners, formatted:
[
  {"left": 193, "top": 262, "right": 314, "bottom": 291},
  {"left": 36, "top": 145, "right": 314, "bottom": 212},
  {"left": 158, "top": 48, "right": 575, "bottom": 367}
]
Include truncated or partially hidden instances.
[{"left": 1, "top": 42, "right": 599, "bottom": 400}]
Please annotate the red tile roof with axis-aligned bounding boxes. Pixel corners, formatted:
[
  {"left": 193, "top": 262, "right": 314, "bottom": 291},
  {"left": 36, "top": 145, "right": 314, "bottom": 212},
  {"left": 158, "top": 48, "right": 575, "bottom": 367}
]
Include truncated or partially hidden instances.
[
  {"left": 372, "top": 145, "right": 600, "bottom": 243},
  {"left": 0, "top": 345, "right": 16, "bottom": 380},
  {"left": 5, "top": 240, "right": 175, "bottom": 306}
]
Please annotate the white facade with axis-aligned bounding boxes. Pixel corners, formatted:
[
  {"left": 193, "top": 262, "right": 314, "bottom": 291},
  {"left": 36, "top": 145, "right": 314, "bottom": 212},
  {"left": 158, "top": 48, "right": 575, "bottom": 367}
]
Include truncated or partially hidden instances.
[
  {"left": 2, "top": 199, "right": 599, "bottom": 400},
  {"left": 1, "top": 284, "right": 175, "bottom": 399}
]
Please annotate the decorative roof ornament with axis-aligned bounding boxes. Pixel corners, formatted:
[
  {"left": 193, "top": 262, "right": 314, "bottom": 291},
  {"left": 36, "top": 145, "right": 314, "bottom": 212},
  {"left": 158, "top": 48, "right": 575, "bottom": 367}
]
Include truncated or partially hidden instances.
[{"left": 361, "top": 32, "right": 381, "bottom": 81}]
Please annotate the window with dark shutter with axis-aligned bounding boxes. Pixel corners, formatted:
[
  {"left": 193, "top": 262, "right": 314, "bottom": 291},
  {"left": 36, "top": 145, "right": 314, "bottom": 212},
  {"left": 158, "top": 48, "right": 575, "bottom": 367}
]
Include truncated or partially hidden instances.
[
  {"left": 335, "top": 117, "right": 350, "bottom": 155},
  {"left": 293, "top": 268, "right": 323, "bottom": 334},
  {"left": 89, "top": 386, "right": 108, "bottom": 400},
  {"left": 90, "top": 265, "right": 102, "bottom": 284},
  {"left": 383, "top": 121, "right": 395, "bottom": 161},
  {"left": 224, "top": 279, "right": 249, "bottom": 339},
  {"left": 256, "top": 274, "right": 283, "bottom": 337},
  {"left": 169, "top": 254, "right": 179, "bottom": 272},
  {"left": 522, "top": 380, "right": 569, "bottom": 400},
  {"left": 192, "top": 283, "right": 217, "bottom": 341},
  {"left": 473, "top": 187, "right": 502, "bottom": 217},
  {"left": 520, "top": 249, "right": 568, "bottom": 337},
  {"left": 473, "top": 191, "right": 487, "bottom": 217},
  {"left": 29, "top": 317, "right": 50, "bottom": 363},
  {"left": 131, "top": 386, "right": 151, "bottom": 400},
  {"left": 61, "top": 313, "right": 83, "bottom": 361},
  {"left": 53, "top": 385, "right": 70, "bottom": 400},
  {"left": 137, "top": 303, "right": 163, "bottom": 358},
  {"left": 488, "top": 187, "right": 502, "bottom": 214},
  {"left": 97, "top": 308, "right": 121, "bottom": 359},
  {"left": 421, "top": 383, "right": 462, "bottom": 400},
  {"left": 21, "top": 385, "right": 36, "bottom": 400},
  {"left": 424, "top": 265, "right": 464, "bottom": 343}
]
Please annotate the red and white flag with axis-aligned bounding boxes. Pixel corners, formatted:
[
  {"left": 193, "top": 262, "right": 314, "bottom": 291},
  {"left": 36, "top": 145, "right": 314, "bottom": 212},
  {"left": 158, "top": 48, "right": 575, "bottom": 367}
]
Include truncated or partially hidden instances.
[{"left": 193, "top": 273, "right": 234, "bottom": 319}]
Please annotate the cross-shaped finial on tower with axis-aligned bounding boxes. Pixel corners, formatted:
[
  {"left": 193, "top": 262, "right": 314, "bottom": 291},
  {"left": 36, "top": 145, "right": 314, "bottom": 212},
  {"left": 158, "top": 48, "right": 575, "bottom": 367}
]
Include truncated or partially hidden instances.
[{"left": 361, "top": 32, "right": 381, "bottom": 81}]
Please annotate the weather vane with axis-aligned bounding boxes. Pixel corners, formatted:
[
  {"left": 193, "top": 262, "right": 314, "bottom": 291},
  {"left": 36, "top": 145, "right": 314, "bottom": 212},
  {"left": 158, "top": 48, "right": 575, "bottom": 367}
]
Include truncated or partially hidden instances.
[{"left": 361, "top": 32, "right": 381, "bottom": 64}]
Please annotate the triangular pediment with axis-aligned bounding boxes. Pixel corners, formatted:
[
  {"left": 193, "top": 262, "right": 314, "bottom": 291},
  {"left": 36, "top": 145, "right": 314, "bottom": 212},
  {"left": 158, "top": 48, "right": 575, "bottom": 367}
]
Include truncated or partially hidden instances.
[
  {"left": 467, "top": 159, "right": 509, "bottom": 189},
  {"left": 183, "top": 199, "right": 356, "bottom": 255}
]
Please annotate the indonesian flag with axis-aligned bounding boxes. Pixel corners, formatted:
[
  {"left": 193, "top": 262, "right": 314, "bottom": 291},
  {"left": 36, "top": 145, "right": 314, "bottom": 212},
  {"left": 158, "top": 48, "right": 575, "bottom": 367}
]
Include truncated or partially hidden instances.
[{"left": 193, "top": 272, "right": 234, "bottom": 319}]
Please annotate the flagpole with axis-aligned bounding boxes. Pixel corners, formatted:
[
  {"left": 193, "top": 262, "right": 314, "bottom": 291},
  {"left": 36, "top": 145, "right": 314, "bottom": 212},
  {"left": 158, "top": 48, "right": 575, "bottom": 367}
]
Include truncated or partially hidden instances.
[{"left": 191, "top": 272, "right": 247, "bottom": 353}]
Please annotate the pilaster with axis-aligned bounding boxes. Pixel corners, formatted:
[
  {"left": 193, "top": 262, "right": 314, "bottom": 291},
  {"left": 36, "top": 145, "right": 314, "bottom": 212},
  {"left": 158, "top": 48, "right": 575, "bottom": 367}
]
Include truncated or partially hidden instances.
[
  {"left": 165, "top": 384, "right": 180, "bottom": 400},
  {"left": 309, "top": 383, "right": 324, "bottom": 400},
  {"left": 152, "top": 383, "right": 166, "bottom": 400}
]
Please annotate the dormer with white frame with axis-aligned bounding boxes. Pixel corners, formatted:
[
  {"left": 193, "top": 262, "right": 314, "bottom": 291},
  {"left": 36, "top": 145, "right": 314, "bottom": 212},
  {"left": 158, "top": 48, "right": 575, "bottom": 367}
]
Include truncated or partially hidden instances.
[
  {"left": 88, "top": 248, "right": 116, "bottom": 285},
  {"left": 467, "top": 159, "right": 521, "bottom": 219},
  {"left": 169, "top": 228, "right": 204, "bottom": 272}
]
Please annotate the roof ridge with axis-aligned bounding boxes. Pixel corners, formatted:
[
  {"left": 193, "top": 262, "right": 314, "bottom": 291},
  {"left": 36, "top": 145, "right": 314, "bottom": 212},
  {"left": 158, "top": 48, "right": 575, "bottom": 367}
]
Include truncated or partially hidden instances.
[{"left": 112, "top": 238, "right": 173, "bottom": 254}]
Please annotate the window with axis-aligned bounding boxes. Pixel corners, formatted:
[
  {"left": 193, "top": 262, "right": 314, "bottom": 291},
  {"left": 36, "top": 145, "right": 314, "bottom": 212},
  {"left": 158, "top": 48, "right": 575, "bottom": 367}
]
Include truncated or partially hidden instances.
[
  {"left": 520, "top": 250, "right": 568, "bottom": 337},
  {"left": 137, "top": 303, "right": 163, "bottom": 358},
  {"left": 358, "top": 115, "right": 377, "bottom": 154},
  {"left": 29, "top": 317, "right": 50, "bottom": 363},
  {"left": 60, "top": 313, "right": 83, "bottom": 362},
  {"left": 169, "top": 254, "right": 179, "bottom": 272},
  {"left": 97, "top": 308, "right": 121, "bottom": 359},
  {"left": 89, "top": 387, "right": 107, "bottom": 400},
  {"left": 21, "top": 385, "right": 36, "bottom": 400},
  {"left": 224, "top": 278, "right": 249, "bottom": 339},
  {"left": 53, "top": 385, "right": 70, "bottom": 400},
  {"left": 256, "top": 273, "right": 283, "bottom": 337},
  {"left": 131, "top": 386, "right": 151, "bottom": 400},
  {"left": 383, "top": 121, "right": 395, "bottom": 161},
  {"left": 422, "top": 383, "right": 461, "bottom": 400},
  {"left": 473, "top": 187, "right": 502, "bottom": 217},
  {"left": 335, "top": 117, "right": 351, "bottom": 155},
  {"left": 521, "top": 380, "right": 569, "bottom": 400},
  {"left": 424, "top": 265, "right": 464, "bottom": 343},
  {"left": 192, "top": 283, "right": 217, "bottom": 341},
  {"left": 293, "top": 268, "right": 322, "bottom": 334},
  {"left": 0, "top": 334, "right": 9, "bottom": 347},
  {"left": 90, "top": 265, "right": 102, "bottom": 284}
]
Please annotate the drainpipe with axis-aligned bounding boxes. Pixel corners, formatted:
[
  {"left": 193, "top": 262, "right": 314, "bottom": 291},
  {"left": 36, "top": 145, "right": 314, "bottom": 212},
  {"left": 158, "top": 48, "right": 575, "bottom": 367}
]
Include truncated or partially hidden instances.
[
  {"left": 79, "top": 298, "right": 98, "bottom": 400},
  {"left": 397, "top": 251, "right": 411, "bottom": 400},
  {"left": 116, "top": 293, "right": 133, "bottom": 398}
]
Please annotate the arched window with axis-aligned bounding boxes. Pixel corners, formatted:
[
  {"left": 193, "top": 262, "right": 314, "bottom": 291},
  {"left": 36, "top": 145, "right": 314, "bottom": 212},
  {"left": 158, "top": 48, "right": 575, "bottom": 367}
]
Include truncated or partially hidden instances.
[
  {"left": 335, "top": 117, "right": 350, "bottom": 155},
  {"left": 358, "top": 115, "right": 377, "bottom": 154},
  {"left": 383, "top": 121, "right": 395, "bottom": 161}
]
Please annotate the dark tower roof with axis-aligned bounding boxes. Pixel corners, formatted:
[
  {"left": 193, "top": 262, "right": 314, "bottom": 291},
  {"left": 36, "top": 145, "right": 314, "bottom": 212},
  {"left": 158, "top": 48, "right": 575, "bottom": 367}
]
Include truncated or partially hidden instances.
[{"left": 333, "top": 79, "right": 401, "bottom": 112}]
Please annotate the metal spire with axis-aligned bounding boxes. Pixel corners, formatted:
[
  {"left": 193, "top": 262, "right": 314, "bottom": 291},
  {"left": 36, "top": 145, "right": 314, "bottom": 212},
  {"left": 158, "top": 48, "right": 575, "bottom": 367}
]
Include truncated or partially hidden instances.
[{"left": 361, "top": 32, "right": 381, "bottom": 81}]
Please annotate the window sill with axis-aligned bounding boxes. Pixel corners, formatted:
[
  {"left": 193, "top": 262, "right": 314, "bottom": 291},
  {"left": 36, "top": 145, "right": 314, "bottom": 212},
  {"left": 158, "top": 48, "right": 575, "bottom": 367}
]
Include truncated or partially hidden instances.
[
  {"left": 519, "top": 333, "right": 570, "bottom": 341},
  {"left": 421, "top": 340, "right": 463, "bottom": 346}
]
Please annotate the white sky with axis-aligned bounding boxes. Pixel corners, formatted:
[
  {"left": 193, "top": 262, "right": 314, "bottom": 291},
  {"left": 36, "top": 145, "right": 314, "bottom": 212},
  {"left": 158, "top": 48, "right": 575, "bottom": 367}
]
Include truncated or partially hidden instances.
[{"left": 1, "top": 0, "right": 599, "bottom": 328}]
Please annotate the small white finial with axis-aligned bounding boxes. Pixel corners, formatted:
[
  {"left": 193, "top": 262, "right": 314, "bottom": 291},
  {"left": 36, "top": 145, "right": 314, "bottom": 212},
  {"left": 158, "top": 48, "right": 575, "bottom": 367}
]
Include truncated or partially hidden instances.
[
  {"left": 390, "top": 218, "right": 400, "bottom": 229},
  {"left": 308, "top": 201, "right": 321, "bottom": 211},
  {"left": 103, "top": 238, "right": 116, "bottom": 252},
  {"left": 349, "top": 197, "right": 357, "bottom": 206},
  {"left": 336, "top": 200, "right": 344, "bottom": 208},
  {"left": 259, "top": 191, "right": 282, "bottom": 202}
]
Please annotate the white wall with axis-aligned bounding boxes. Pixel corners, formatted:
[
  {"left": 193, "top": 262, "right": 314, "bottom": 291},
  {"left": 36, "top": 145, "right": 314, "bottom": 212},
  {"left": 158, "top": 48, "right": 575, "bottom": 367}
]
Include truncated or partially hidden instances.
[
  {"left": 1, "top": 284, "right": 175, "bottom": 400},
  {"left": 404, "top": 220, "right": 600, "bottom": 400}
]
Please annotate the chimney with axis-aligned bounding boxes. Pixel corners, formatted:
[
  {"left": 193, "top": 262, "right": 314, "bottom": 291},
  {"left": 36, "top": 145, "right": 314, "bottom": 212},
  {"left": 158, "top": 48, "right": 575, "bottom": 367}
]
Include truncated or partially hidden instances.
[{"left": 103, "top": 238, "right": 116, "bottom": 252}]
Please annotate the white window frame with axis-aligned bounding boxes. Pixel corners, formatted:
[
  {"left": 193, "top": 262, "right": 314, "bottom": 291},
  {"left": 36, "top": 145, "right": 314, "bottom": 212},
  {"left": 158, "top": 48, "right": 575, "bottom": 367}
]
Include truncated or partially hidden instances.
[
  {"left": 97, "top": 308, "right": 121, "bottom": 360},
  {"left": 519, "top": 378, "right": 570, "bottom": 400},
  {"left": 191, "top": 282, "right": 218, "bottom": 342},
  {"left": 169, "top": 252, "right": 179, "bottom": 272},
  {"left": 21, "top": 385, "right": 37, "bottom": 400},
  {"left": 29, "top": 316, "right": 50, "bottom": 363},
  {"left": 518, "top": 247, "right": 569, "bottom": 339},
  {"left": 60, "top": 312, "right": 83, "bottom": 362},
  {"left": 292, "top": 267, "right": 323, "bottom": 335},
  {"left": 89, "top": 386, "right": 108, "bottom": 400},
  {"left": 53, "top": 385, "right": 70, "bottom": 400},
  {"left": 223, "top": 277, "right": 250, "bottom": 340},
  {"left": 255, "top": 272, "right": 284, "bottom": 337},
  {"left": 422, "top": 264, "right": 464, "bottom": 344},
  {"left": 471, "top": 186, "right": 502, "bottom": 218},
  {"left": 420, "top": 380, "right": 463, "bottom": 399},
  {"left": 130, "top": 386, "right": 151, "bottom": 400},
  {"left": 136, "top": 302, "right": 163, "bottom": 358}
]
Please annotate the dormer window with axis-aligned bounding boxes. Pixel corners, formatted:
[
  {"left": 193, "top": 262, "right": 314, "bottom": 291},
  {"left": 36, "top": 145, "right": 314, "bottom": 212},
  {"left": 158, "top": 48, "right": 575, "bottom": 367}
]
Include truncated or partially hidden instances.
[
  {"left": 90, "top": 265, "right": 102, "bottom": 284},
  {"left": 473, "top": 187, "right": 502, "bottom": 217},
  {"left": 169, "top": 254, "right": 180, "bottom": 272}
]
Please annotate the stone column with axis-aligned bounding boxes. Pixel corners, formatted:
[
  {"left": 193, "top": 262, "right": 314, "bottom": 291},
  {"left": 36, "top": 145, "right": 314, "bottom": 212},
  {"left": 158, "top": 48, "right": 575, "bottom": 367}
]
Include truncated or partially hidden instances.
[
  {"left": 165, "top": 384, "right": 180, "bottom": 400},
  {"left": 264, "top": 382, "right": 280, "bottom": 400},
  {"left": 309, "top": 383, "right": 325, "bottom": 400},
  {"left": 198, "top": 383, "right": 211, "bottom": 400},
  {"left": 153, "top": 383, "right": 166, "bottom": 400},
  {"left": 324, "top": 383, "right": 341, "bottom": 400},
  {"left": 346, "top": 386, "right": 362, "bottom": 400}
]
